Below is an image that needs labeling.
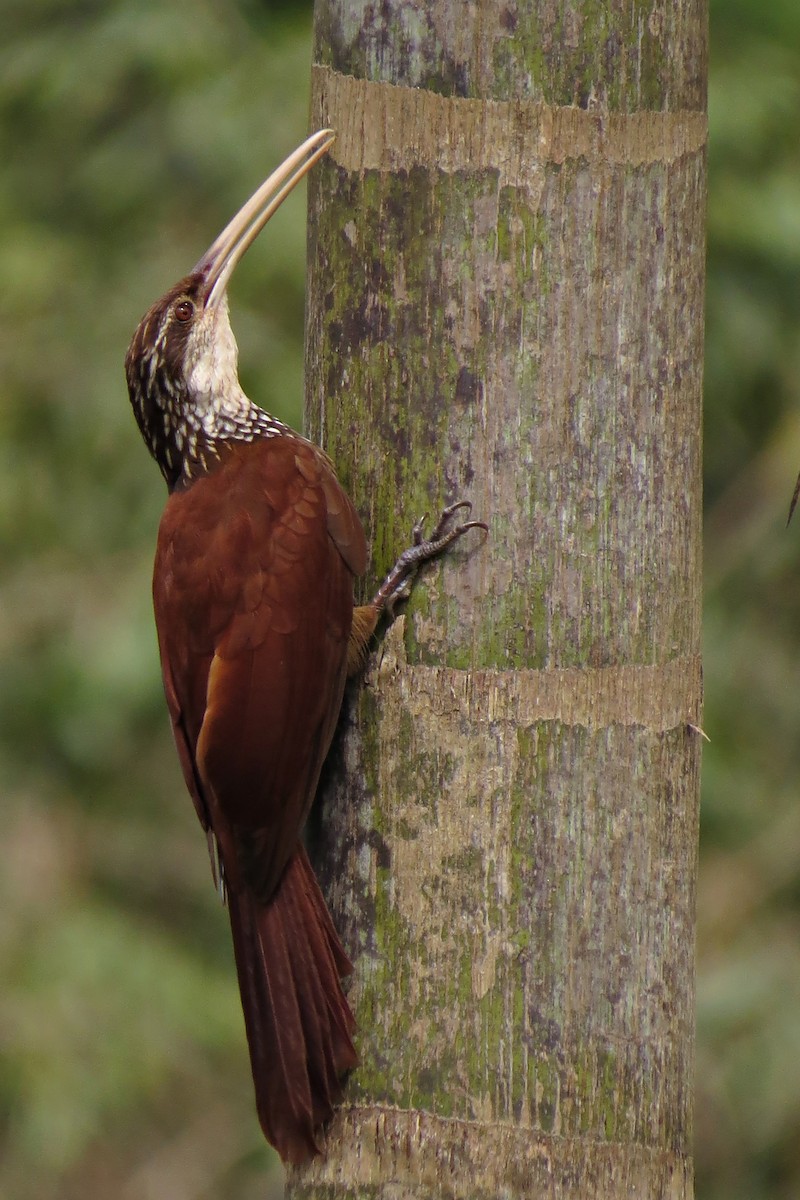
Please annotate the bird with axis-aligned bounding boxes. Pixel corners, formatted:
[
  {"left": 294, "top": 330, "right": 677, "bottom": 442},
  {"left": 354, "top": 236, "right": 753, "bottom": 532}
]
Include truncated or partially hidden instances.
[{"left": 124, "top": 129, "right": 485, "bottom": 1164}]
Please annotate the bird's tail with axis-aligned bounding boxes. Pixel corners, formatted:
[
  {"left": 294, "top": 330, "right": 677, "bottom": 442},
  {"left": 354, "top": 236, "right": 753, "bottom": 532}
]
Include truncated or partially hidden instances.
[{"left": 226, "top": 844, "right": 357, "bottom": 1164}]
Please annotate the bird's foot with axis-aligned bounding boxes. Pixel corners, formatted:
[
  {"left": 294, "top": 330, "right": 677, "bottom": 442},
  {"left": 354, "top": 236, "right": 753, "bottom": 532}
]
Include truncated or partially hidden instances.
[{"left": 370, "top": 501, "right": 487, "bottom": 619}]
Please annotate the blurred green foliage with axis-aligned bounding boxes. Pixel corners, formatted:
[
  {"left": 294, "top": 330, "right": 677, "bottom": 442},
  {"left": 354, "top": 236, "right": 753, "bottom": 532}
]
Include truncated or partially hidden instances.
[
  {"left": 700, "top": 4, "right": 800, "bottom": 1198},
  {"left": 0, "top": 1, "right": 314, "bottom": 1195},
  {"left": 1, "top": 1, "right": 798, "bottom": 1197}
]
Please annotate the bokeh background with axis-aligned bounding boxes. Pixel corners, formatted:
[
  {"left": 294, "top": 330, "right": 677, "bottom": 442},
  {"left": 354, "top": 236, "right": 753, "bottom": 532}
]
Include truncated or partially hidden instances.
[{"left": 1, "top": 2, "right": 798, "bottom": 1197}]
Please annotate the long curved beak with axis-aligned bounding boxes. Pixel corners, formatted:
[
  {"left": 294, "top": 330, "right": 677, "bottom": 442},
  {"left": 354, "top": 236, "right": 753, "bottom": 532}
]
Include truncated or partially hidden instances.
[{"left": 195, "top": 129, "right": 335, "bottom": 310}]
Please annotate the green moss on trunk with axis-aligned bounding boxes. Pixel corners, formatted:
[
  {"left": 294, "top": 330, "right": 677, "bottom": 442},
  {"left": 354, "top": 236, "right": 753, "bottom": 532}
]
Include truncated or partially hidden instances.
[{"left": 297, "top": 1, "right": 706, "bottom": 1195}]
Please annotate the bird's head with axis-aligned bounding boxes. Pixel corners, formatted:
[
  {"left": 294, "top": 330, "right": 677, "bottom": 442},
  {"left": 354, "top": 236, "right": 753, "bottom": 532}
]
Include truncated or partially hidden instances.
[{"left": 125, "top": 129, "right": 335, "bottom": 490}]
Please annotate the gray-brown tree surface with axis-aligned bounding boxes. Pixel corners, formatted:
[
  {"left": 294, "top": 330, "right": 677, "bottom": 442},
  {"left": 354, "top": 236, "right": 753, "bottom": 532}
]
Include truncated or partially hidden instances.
[{"left": 291, "top": 2, "right": 706, "bottom": 1197}]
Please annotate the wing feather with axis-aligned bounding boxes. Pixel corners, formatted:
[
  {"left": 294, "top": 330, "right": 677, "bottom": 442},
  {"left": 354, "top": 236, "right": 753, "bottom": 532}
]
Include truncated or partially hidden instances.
[{"left": 153, "top": 436, "right": 361, "bottom": 901}]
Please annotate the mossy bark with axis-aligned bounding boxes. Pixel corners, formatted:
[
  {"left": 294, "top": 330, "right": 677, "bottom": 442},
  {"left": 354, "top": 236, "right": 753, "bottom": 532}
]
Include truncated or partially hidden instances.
[{"left": 293, "top": 2, "right": 706, "bottom": 1196}]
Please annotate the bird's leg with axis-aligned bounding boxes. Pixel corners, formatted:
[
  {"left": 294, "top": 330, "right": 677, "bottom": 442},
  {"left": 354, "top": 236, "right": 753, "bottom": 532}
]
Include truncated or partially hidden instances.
[
  {"left": 372, "top": 501, "right": 487, "bottom": 617},
  {"left": 347, "top": 501, "right": 487, "bottom": 674}
]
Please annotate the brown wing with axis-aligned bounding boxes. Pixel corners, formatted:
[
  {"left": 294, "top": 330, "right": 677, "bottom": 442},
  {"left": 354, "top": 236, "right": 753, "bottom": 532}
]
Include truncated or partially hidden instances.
[{"left": 153, "top": 436, "right": 365, "bottom": 901}]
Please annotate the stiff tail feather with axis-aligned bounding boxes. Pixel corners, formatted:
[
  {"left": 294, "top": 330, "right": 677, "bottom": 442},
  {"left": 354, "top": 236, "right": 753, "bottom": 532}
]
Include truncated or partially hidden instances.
[{"left": 226, "top": 844, "right": 357, "bottom": 1164}]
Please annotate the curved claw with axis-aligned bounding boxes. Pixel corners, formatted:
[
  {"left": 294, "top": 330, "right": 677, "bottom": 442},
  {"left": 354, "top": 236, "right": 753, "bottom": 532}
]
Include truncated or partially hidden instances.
[
  {"left": 411, "top": 514, "right": 429, "bottom": 545},
  {"left": 457, "top": 519, "right": 489, "bottom": 539},
  {"left": 428, "top": 500, "right": 472, "bottom": 542}
]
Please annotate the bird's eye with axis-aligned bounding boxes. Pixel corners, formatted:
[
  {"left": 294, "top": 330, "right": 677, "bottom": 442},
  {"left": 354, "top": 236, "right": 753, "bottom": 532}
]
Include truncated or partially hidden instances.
[{"left": 174, "top": 299, "right": 194, "bottom": 323}]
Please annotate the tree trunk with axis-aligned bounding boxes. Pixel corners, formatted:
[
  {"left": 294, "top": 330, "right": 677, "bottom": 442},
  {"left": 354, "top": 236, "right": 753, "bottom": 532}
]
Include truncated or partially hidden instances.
[{"left": 292, "top": 2, "right": 706, "bottom": 1197}]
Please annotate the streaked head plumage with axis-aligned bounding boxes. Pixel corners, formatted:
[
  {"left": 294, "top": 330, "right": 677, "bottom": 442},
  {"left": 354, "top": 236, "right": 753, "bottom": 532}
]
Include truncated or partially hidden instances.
[{"left": 124, "top": 130, "right": 335, "bottom": 489}]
